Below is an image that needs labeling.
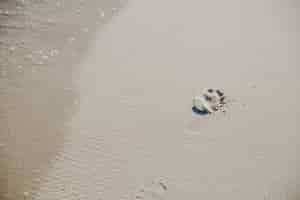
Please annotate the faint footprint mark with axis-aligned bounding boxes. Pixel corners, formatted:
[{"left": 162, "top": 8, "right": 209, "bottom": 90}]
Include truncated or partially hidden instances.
[{"left": 135, "top": 180, "right": 168, "bottom": 200}]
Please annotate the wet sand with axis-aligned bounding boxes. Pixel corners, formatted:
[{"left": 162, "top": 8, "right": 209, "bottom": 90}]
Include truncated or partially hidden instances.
[
  {"left": 1, "top": 0, "right": 300, "bottom": 199},
  {"left": 0, "top": 0, "right": 121, "bottom": 199}
]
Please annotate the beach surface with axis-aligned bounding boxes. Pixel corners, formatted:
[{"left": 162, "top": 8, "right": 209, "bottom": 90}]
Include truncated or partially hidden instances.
[{"left": 1, "top": 0, "right": 299, "bottom": 199}]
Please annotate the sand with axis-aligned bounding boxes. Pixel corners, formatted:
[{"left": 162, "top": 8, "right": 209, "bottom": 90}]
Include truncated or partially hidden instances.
[{"left": 1, "top": 0, "right": 299, "bottom": 199}]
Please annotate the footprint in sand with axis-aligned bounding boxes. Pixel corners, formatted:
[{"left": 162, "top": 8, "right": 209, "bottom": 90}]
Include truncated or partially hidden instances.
[
  {"left": 134, "top": 180, "right": 168, "bottom": 200},
  {"left": 192, "top": 88, "right": 227, "bottom": 115}
]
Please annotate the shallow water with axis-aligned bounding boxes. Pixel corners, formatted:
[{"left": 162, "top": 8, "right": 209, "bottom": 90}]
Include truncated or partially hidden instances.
[{"left": 1, "top": 0, "right": 300, "bottom": 199}]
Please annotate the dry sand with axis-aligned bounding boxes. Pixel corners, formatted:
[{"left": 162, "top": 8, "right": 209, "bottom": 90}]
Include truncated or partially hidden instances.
[{"left": 1, "top": 0, "right": 299, "bottom": 199}]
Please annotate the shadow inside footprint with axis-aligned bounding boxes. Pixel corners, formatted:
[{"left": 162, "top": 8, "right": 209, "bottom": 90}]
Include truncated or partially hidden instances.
[{"left": 135, "top": 180, "right": 168, "bottom": 200}]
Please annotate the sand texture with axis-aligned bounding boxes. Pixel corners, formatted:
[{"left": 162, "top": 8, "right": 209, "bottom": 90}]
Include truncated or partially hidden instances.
[{"left": 0, "top": 0, "right": 299, "bottom": 199}]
